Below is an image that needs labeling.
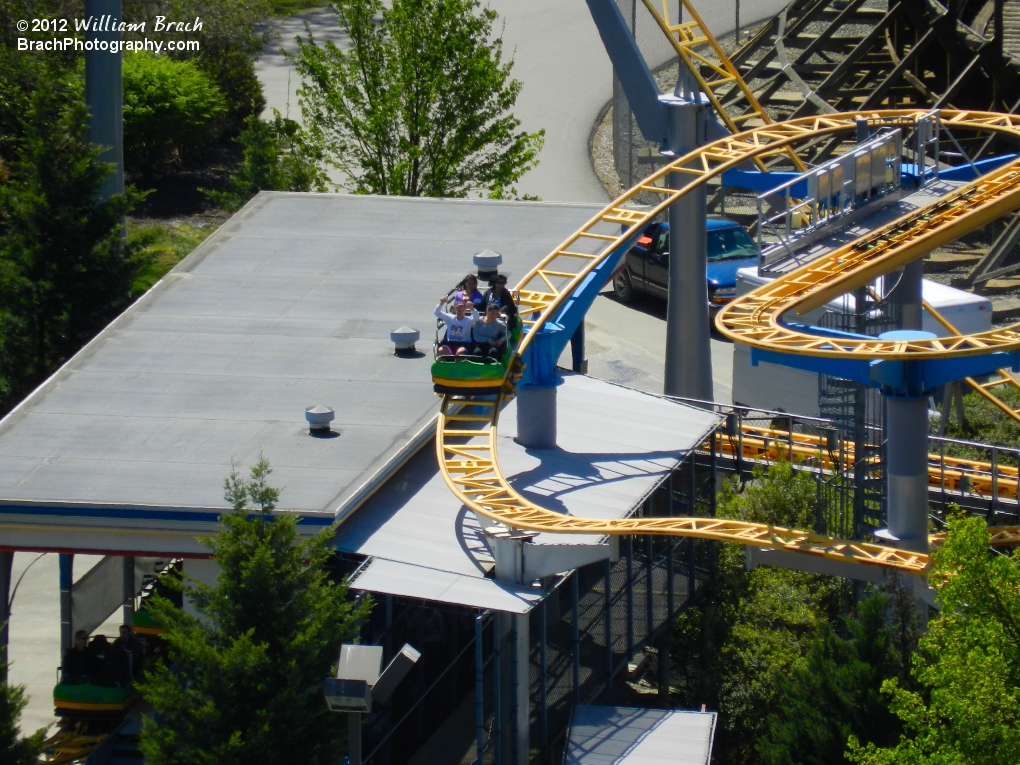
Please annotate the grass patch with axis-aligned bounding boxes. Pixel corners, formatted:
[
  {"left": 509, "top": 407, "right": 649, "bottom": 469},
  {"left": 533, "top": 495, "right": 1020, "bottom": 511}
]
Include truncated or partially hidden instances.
[
  {"left": 268, "top": 0, "right": 331, "bottom": 16},
  {"left": 936, "top": 383, "right": 1020, "bottom": 465},
  {"left": 129, "top": 220, "right": 216, "bottom": 295}
]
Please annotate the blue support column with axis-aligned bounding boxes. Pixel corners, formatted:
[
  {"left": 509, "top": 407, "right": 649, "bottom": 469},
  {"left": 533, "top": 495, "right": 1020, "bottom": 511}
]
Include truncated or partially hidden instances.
[
  {"left": 570, "top": 323, "right": 587, "bottom": 373},
  {"left": 59, "top": 554, "right": 73, "bottom": 657},
  {"left": 0, "top": 552, "right": 11, "bottom": 681},
  {"left": 517, "top": 323, "right": 563, "bottom": 449},
  {"left": 475, "top": 614, "right": 485, "bottom": 765}
]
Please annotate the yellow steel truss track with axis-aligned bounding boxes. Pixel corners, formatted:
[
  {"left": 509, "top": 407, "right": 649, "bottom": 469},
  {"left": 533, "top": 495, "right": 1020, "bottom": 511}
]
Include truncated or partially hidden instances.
[
  {"left": 643, "top": 0, "right": 1020, "bottom": 421},
  {"left": 438, "top": 397, "right": 930, "bottom": 574},
  {"left": 438, "top": 110, "right": 1020, "bottom": 577},
  {"left": 717, "top": 424, "right": 1020, "bottom": 502},
  {"left": 715, "top": 155, "right": 1020, "bottom": 359},
  {"left": 639, "top": 0, "right": 807, "bottom": 172},
  {"left": 923, "top": 299, "right": 1020, "bottom": 425}
]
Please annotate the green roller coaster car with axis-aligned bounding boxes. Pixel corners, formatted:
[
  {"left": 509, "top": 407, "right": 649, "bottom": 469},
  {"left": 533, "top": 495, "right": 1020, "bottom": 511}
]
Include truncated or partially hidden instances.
[
  {"left": 132, "top": 608, "right": 163, "bottom": 636},
  {"left": 53, "top": 680, "right": 136, "bottom": 717},
  {"left": 432, "top": 315, "right": 523, "bottom": 396}
]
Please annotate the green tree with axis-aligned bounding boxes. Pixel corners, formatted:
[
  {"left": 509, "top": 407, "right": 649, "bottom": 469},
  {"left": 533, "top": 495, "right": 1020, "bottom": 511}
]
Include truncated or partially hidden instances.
[
  {"left": 849, "top": 514, "right": 1020, "bottom": 765},
  {"left": 139, "top": 458, "right": 370, "bottom": 765},
  {"left": 759, "top": 595, "right": 903, "bottom": 765},
  {"left": 671, "top": 460, "right": 842, "bottom": 765},
  {"left": 0, "top": 64, "right": 142, "bottom": 415},
  {"left": 290, "top": 0, "right": 544, "bottom": 198},
  {"left": 205, "top": 111, "right": 329, "bottom": 212},
  {"left": 122, "top": 51, "right": 228, "bottom": 178},
  {"left": 1, "top": 645, "right": 45, "bottom": 765}
]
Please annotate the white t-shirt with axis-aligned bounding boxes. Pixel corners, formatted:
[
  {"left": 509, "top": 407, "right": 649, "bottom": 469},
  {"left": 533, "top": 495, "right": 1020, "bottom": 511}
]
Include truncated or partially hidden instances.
[{"left": 434, "top": 304, "right": 478, "bottom": 343}]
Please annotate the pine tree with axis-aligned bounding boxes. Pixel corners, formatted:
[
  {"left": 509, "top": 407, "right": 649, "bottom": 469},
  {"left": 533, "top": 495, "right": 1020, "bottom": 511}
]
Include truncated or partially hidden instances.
[
  {"left": 1, "top": 646, "right": 45, "bottom": 765},
  {"left": 0, "top": 49, "right": 142, "bottom": 416},
  {"left": 139, "top": 458, "right": 370, "bottom": 765}
]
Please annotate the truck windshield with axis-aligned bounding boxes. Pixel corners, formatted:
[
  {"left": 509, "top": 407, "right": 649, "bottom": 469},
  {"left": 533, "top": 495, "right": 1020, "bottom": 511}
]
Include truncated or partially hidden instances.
[{"left": 707, "top": 227, "right": 758, "bottom": 261}]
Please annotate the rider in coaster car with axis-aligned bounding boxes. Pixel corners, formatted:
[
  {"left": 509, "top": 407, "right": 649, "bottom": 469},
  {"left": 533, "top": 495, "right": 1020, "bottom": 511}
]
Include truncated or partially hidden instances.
[
  {"left": 61, "top": 630, "right": 90, "bottom": 683},
  {"left": 435, "top": 295, "right": 479, "bottom": 357},
  {"left": 454, "top": 274, "right": 485, "bottom": 313},
  {"left": 470, "top": 302, "right": 508, "bottom": 362},
  {"left": 482, "top": 273, "right": 517, "bottom": 326}
]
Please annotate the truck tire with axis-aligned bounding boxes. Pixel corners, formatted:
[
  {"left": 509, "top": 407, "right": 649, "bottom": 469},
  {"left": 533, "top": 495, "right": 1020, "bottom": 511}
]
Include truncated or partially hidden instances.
[{"left": 613, "top": 270, "right": 635, "bottom": 303}]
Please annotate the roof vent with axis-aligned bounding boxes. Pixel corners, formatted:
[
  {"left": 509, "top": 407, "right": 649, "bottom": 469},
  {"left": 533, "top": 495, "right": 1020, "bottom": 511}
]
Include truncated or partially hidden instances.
[
  {"left": 473, "top": 249, "right": 503, "bottom": 283},
  {"left": 305, "top": 405, "right": 335, "bottom": 435},
  {"left": 390, "top": 326, "right": 420, "bottom": 357}
]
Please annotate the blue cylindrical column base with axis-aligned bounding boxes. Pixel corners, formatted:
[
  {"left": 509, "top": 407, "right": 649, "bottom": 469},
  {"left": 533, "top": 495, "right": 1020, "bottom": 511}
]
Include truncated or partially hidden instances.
[{"left": 516, "top": 385, "right": 557, "bottom": 449}]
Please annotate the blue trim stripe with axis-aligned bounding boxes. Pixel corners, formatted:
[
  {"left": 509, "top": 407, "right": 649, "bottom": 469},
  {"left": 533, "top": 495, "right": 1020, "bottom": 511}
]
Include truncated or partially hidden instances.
[{"left": 0, "top": 503, "right": 335, "bottom": 527}]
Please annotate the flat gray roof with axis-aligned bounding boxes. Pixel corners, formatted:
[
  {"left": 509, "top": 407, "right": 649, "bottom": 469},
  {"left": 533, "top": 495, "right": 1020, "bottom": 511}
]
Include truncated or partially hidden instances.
[
  {"left": 344, "top": 373, "right": 720, "bottom": 613},
  {"left": 564, "top": 706, "right": 716, "bottom": 765},
  {"left": 0, "top": 193, "right": 606, "bottom": 553}
]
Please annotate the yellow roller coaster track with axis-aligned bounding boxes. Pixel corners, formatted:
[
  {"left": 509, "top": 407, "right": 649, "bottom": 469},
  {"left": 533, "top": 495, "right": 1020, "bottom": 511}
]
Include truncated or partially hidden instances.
[
  {"left": 921, "top": 299, "right": 1020, "bottom": 424},
  {"left": 438, "top": 110, "right": 1020, "bottom": 577},
  {"left": 646, "top": 0, "right": 1020, "bottom": 424},
  {"left": 715, "top": 424, "right": 1020, "bottom": 503},
  {"left": 703, "top": 426, "right": 1020, "bottom": 547},
  {"left": 638, "top": 0, "right": 807, "bottom": 172}
]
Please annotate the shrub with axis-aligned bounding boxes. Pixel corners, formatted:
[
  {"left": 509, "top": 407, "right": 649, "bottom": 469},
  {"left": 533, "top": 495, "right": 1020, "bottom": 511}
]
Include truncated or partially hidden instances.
[
  {"left": 205, "top": 111, "right": 328, "bottom": 211},
  {"left": 195, "top": 47, "right": 266, "bottom": 135},
  {"left": 122, "top": 52, "right": 227, "bottom": 177}
]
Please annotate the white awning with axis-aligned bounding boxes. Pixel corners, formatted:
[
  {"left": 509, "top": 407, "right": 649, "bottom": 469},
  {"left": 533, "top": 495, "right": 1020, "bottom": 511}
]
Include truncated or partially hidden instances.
[{"left": 350, "top": 558, "right": 543, "bottom": 615}]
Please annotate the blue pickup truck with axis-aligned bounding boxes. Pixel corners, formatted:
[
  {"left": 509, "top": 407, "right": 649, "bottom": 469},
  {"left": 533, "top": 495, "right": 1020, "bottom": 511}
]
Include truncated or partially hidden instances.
[{"left": 611, "top": 217, "right": 759, "bottom": 308}]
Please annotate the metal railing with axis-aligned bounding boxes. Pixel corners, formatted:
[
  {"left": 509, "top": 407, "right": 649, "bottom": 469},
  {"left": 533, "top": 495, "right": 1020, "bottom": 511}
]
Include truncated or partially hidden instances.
[{"left": 757, "top": 129, "right": 903, "bottom": 272}]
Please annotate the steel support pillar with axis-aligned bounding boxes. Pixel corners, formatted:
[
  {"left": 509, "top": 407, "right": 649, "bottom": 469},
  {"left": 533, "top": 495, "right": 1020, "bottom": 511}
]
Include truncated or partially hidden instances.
[
  {"left": 0, "top": 552, "right": 11, "bottom": 679},
  {"left": 59, "top": 554, "right": 73, "bottom": 656},
  {"left": 516, "top": 386, "right": 557, "bottom": 449},
  {"left": 475, "top": 614, "right": 485, "bottom": 762},
  {"left": 84, "top": 0, "right": 124, "bottom": 202},
  {"left": 497, "top": 612, "right": 529, "bottom": 765},
  {"left": 890, "top": 260, "right": 924, "bottom": 330},
  {"left": 879, "top": 395, "right": 930, "bottom": 553},
  {"left": 513, "top": 614, "right": 527, "bottom": 765},
  {"left": 122, "top": 555, "right": 135, "bottom": 624},
  {"left": 663, "top": 97, "right": 713, "bottom": 401},
  {"left": 658, "top": 631, "right": 671, "bottom": 699}
]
